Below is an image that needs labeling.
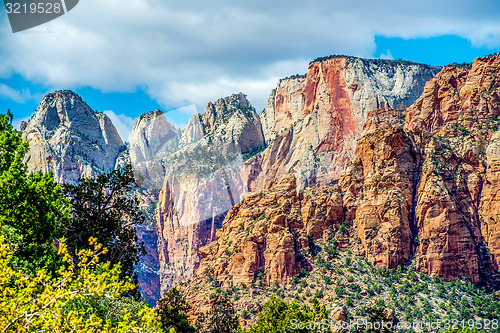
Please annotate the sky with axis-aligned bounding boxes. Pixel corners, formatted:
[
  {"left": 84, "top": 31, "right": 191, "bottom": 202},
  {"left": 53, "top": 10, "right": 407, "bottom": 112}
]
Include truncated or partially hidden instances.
[{"left": 0, "top": 0, "right": 499, "bottom": 140}]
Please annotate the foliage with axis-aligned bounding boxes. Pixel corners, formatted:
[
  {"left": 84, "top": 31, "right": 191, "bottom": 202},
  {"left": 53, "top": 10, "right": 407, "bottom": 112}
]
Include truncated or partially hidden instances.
[
  {"left": 310, "top": 55, "right": 432, "bottom": 68},
  {"left": 0, "top": 236, "right": 162, "bottom": 332},
  {"left": 0, "top": 110, "right": 70, "bottom": 274},
  {"left": 242, "top": 145, "right": 266, "bottom": 161},
  {"left": 197, "top": 293, "right": 240, "bottom": 333},
  {"left": 156, "top": 288, "right": 195, "bottom": 333},
  {"left": 449, "top": 62, "right": 473, "bottom": 68},
  {"left": 352, "top": 306, "right": 393, "bottom": 333},
  {"left": 244, "top": 296, "right": 328, "bottom": 333},
  {"left": 281, "top": 74, "right": 307, "bottom": 81},
  {"left": 62, "top": 164, "right": 146, "bottom": 291}
]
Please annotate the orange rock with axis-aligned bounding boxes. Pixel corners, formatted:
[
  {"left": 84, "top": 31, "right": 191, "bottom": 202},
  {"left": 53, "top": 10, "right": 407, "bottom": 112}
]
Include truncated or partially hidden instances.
[
  {"left": 341, "top": 127, "right": 418, "bottom": 269},
  {"left": 196, "top": 174, "right": 343, "bottom": 287}
]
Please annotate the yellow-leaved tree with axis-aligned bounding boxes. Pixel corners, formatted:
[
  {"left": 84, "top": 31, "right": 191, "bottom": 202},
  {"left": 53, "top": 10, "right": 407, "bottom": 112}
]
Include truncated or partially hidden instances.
[{"left": 0, "top": 236, "right": 163, "bottom": 333}]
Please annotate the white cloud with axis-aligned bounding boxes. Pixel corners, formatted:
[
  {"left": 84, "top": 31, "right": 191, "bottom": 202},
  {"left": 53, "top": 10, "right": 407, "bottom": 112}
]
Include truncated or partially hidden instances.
[
  {"left": 0, "top": 84, "right": 24, "bottom": 103},
  {"left": 163, "top": 104, "right": 198, "bottom": 129},
  {"left": 103, "top": 110, "right": 135, "bottom": 142},
  {"left": 379, "top": 50, "right": 394, "bottom": 60},
  {"left": 0, "top": 0, "right": 499, "bottom": 111},
  {"left": 0, "top": 84, "right": 37, "bottom": 103}
]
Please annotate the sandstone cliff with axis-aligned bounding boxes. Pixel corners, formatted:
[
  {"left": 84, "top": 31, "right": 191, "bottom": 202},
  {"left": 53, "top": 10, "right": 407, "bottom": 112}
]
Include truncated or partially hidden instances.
[
  {"left": 22, "top": 90, "right": 125, "bottom": 183},
  {"left": 245, "top": 57, "right": 440, "bottom": 192},
  {"left": 189, "top": 54, "right": 500, "bottom": 297},
  {"left": 155, "top": 93, "right": 265, "bottom": 294},
  {"left": 195, "top": 174, "right": 343, "bottom": 287},
  {"left": 342, "top": 54, "right": 500, "bottom": 283},
  {"left": 154, "top": 58, "right": 440, "bottom": 298}
]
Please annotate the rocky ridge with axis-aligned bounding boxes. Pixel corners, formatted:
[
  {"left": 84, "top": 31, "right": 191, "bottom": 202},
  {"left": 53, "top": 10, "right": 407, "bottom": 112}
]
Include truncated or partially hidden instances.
[
  {"left": 20, "top": 56, "right": 448, "bottom": 306},
  {"left": 155, "top": 93, "right": 265, "bottom": 294}
]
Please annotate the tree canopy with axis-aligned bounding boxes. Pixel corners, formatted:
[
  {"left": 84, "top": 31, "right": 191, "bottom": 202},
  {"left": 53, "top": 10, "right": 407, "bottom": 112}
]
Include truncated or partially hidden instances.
[
  {"left": 62, "top": 165, "right": 146, "bottom": 290},
  {"left": 0, "top": 110, "right": 70, "bottom": 273},
  {"left": 0, "top": 236, "right": 162, "bottom": 332}
]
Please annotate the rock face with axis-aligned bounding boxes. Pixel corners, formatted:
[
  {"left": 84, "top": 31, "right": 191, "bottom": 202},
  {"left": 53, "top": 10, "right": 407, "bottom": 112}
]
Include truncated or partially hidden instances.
[
  {"left": 155, "top": 93, "right": 265, "bottom": 294},
  {"left": 186, "top": 54, "right": 500, "bottom": 293},
  {"left": 481, "top": 131, "right": 500, "bottom": 270},
  {"left": 341, "top": 54, "right": 500, "bottom": 282},
  {"left": 341, "top": 125, "right": 419, "bottom": 269},
  {"left": 245, "top": 57, "right": 440, "bottom": 192},
  {"left": 127, "top": 110, "right": 181, "bottom": 306},
  {"left": 129, "top": 109, "right": 181, "bottom": 190},
  {"left": 22, "top": 90, "right": 125, "bottom": 183},
  {"left": 195, "top": 173, "right": 343, "bottom": 287},
  {"left": 153, "top": 58, "right": 439, "bottom": 298}
]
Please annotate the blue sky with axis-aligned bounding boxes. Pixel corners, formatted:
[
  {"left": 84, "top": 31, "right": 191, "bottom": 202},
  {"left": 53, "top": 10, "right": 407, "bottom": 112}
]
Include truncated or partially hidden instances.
[{"left": 0, "top": 0, "right": 499, "bottom": 140}]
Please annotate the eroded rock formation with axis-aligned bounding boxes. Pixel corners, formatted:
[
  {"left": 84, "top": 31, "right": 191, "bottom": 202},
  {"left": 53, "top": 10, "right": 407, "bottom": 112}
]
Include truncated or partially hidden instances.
[
  {"left": 195, "top": 174, "right": 343, "bottom": 287},
  {"left": 245, "top": 57, "right": 439, "bottom": 192},
  {"left": 22, "top": 90, "right": 125, "bottom": 183}
]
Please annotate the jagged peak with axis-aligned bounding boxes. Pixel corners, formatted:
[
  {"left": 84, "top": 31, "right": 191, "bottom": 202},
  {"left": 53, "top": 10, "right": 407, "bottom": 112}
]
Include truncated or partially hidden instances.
[
  {"left": 201, "top": 93, "right": 257, "bottom": 130},
  {"left": 136, "top": 109, "right": 164, "bottom": 122},
  {"left": 27, "top": 89, "right": 99, "bottom": 134},
  {"left": 133, "top": 109, "right": 177, "bottom": 133},
  {"left": 42, "top": 89, "right": 84, "bottom": 101}
]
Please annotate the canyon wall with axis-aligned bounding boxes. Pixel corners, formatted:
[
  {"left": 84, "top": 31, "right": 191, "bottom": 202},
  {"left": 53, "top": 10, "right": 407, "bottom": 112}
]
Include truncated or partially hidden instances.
[
  {"left": 245, "top": 57, "right": 439, "bottom": 192},
  {"left": 190, "top": 54, "right": 500, "bottom": 292}
]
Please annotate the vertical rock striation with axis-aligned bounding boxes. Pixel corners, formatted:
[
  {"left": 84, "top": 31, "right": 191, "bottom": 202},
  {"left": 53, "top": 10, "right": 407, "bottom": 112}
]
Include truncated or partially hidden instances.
[
  {"left": 155, "top": 93, "right": 265, "bottom": 294},
  {"left": 22, "top": 90, "right": 125, "bottom": 184},
  {"left": 245, "top": 57, "right": 439, "bottom": 192}
]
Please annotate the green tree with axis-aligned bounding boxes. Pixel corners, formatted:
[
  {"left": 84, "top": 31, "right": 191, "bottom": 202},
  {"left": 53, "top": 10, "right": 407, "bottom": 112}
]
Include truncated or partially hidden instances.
[
  {"left": 352, "top": 306, "right": 394, "bottom": 333},
  {"left": 197, "top": 293, "right": 240, "bottom": 333},
  {"left": 245, "top": 295, "right": 329, "bottom": 333},
  {"left": 0, "top": 110, "right": 70, "bottom": 274},
  {"left": 0, "top": 236, "right": 163, "bottom": 332},
  {"left": 156, "top": 288, "right": 195, "bottom": 333},
  {"left": 62, "top": 165, "right": 146, "bottom": 290}
]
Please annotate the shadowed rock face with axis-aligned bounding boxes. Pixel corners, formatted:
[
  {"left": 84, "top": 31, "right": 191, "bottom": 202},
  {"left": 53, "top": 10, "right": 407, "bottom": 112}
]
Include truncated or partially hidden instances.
[
  {"left": 22, "top": 90, "right": 125, "bottom": 184},
  {"left": 154, "top": 93, "right": 266, "bottom": 294}
]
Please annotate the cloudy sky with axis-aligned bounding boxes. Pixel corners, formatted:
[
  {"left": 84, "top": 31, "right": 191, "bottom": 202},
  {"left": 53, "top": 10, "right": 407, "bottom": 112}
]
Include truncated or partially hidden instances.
[{"left": 0, "top": 0, "right": 499, "bottom": 139}]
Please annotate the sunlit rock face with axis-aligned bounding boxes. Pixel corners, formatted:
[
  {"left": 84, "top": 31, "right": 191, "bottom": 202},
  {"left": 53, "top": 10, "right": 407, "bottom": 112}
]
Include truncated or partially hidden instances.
[
  {"left": 22, "top": 90, "right": 125, "bottom": 184},
  {"left": 247, "top": 57, "right": 440, "bottom": 193},
  {"left": 183, "top": 55, "right": 500, "bottom": 306},
  {"left": 154, "top": 58, "right": 439, "bottom": 297}
]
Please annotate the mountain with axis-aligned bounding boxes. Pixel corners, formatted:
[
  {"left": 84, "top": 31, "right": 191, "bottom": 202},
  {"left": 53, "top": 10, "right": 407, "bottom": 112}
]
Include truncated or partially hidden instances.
[
  {"left": 152, "top": 59, "right": 437, "bottom": 295},
  {"left": 155, "top": 93, "right": 265, "bottom": 294},
  {"left": 180, "top": 54, "right": 500, "bottom": 326},
  {"left": 19, "top": 56, "right": 444, "bottom": 307},
  {"left": 21, "top": 90, "right": 125, "bottom": 183},
  {"left": 244, "top": 56, "right": 440, "bottom": 192},
  {"left": 127, "top": 109, "right": 182, "bottom": 305}
]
